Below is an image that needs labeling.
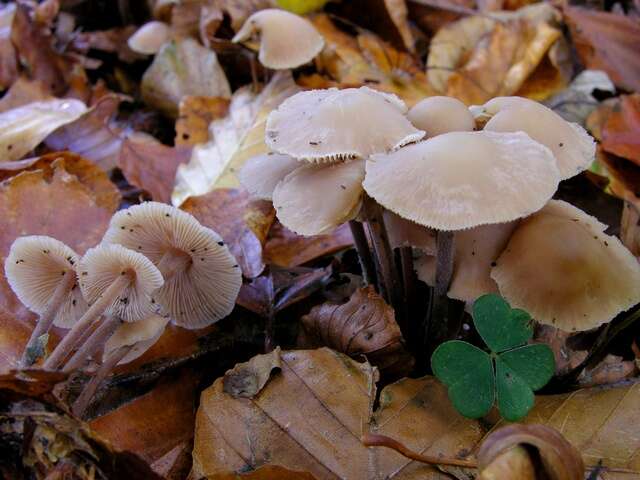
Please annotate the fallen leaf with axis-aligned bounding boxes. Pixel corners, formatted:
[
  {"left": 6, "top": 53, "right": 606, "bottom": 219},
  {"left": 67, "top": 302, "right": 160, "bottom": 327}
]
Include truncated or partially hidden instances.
[
  {"left": 142, "top": 38, "right": 231, "bottom": 117},
  {"left": 0, "top": 77, "right": 52, "bottom": 113},
  {"left": 203, "top": 0, "right": 274, "bottom": 33},
  {"left": 263, "top": 222, "right": 353, "bottom": 268},
  {"left": 205, "top": 466, "right": 317, "bottom": 479},
  {"left": 175, "top": 95, "right": 230, "bottom": 146},
  {"left": 0, "top": 307, "right": 31, "bottom": 373},
  {"left": 0, "top": 4, "right": 17, "bottom": 90},
  {"left": 151, "top": 441, "right": 193, "bottom": 480},
  {"left": 577, "top": 354, "right": 638, "bottom": 388},
  {"left": 298, "top": 286, "right": 414, "bottom": 378},
  {"left": 71, "top": 26, "right": 144, "bottom": 64},
  {"left": 564, "top": 6, "right": 640, "bottom": 93},
  {"left": 223, "top": 347, "right": 281, "bottom": 398},
  {"left": 118, "top": 133, "right": 192, "bottom": 204},
  {"left": 181, "top": 188, "right": 275, "bottom": 278},
  {"left": 599, "top": 94, "right": 640, "bottom": 166}
]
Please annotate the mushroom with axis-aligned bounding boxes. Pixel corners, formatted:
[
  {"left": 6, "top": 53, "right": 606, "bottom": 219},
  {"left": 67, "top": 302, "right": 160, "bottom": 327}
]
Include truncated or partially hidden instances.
[
  {"left": 480, "top": 96, "right": 596, "bottom": 179},
  {"left": 265, "top": 87, "right": 425, "bottom": 162},
  {"left": 238, "top": 153, "right": 300, "bottom": 201},
  {"left": 44, "top": 244, "right": 163, "bottom": 370},
  {"left": 127, "top": 21, "right": 171, "bottom": 55},
  {"left": 4, "top": 236, "right": 87, "bottom": 367},
  {"left": 491, "top": 200, "right": 640, "bottom": 332},
  {"left": 232, "top": 9, "right": 325, "bottom": 70},
  {"left": 102, "top": 202, "right": 242, "bottom": 329},
  {"left": 407, "top": 96, "right": 476, "bottom": 137}
]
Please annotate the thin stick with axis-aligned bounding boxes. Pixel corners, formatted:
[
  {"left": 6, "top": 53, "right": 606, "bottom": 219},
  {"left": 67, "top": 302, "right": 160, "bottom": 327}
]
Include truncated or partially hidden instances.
[
  {"left": 20, "top": 271, "right": 76, "bottom": 367},
  {"left": 426, "top": 231, "right": 455, "bottom": 346},
  {"left": 44, "top": 271, "right": 133, "bottom": 370},
  {"left": 362, "top": 433, "right": 477, "bottom": 468},
  {"left": 63, "top": 315, "right": 121, "bottom": 372},
  {"left": 72, "top": 344, "right": 132, "bottom": 419},
  {"left": 399, "top": 246, "right": 415, "bottom": 337},
  {"left": 348, "top": 220, "right": 377, "bottom": 286}
]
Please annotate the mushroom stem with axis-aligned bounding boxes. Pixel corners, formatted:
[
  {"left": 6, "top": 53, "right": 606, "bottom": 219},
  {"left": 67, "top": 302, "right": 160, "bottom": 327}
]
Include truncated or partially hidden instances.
[
  {"left": 399, "top": 246, "right": 415, "bottom": 336},
  {"left": 19, "top": 271, "right": 76, "bottom": 367},
  {"left": 156, "top": 250, "right": 191, "bottom": 280},
  {"left": 44, "top": 270, "right": 134, "bottom": 370},
  {"left": 72, "top": 344, "right": 132, "bottom": 419},
  {"left": 63, "top": 315, "right": 122, "bottom": 372},
  {"left": 426, "top": 231, "right": 455, "bottom": 345},
  {"left": 348, "top": 220, "right": 377, "bottom": 286}
]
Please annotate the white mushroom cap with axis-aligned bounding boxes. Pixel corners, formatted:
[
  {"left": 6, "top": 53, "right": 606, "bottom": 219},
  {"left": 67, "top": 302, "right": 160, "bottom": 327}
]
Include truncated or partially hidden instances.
[
  {"left": 363, "top": 131, "right": 560, "bottom": 231},
  {"left": 4, "top": 236, "right": 87, "bottom": 328},
  {"left": 238, "top": 153, "right": 300, "bottom": 201},
  {"left": 407, "top": 96, "right": 475, "bottom": 137},
  {"left": 415, "top": 221, "right": 518, "bottom": 302},
  {"left": 265, "top": 87, "right": 425, "bottom": 162},
  {"left": 103, "top": 314, "right": 169, "bottom": 365},
  {"left": 103, "top": 202, "right": 242, "bottom": 329},
  {"left": 127, "top": 21, "right": 171, "bottom": 55},
  {"left": 491, "top": 200, "right": 640, "bottom": 332},
  {"left": 232, "top": 9, "right": 324, "bottom": 69},
  {"left": 482, "top": 96, "right": 596, "bottom": 179},
  {"left": 78, "top": 244, "right": 164, "bottom": 323},
  {"left": 272, "top": 159, "right": 365, "bottom": 236}
]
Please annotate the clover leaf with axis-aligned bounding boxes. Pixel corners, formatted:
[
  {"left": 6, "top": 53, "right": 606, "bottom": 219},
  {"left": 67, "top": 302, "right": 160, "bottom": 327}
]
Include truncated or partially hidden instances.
[{"left": 431, "top": 294, "right": 555, "bottom": 421}]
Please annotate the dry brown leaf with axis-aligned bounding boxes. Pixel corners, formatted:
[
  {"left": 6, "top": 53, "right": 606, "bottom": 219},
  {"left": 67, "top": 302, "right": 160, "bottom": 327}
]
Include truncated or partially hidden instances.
[
  {"left": 298, "top": 287, "right": 414, "bottom": 378},
  {"left": 192, "top": 348, "right": 483, "bottom": 479},
  {"left": 0, "top": 307, "right": 32, "bottom": 373},
  {"left": 223, "top": 347, "right": 281, "bottom": 398},
  {"left": 564, "top": 6, "right": 640, "bottom": 93},
  {"left": 71, "top": 26, "right": 144, "bottom": 64},
  {"left": 151, "top": 441, "right": 193, "bottom": 480},
  {"left": 175, "top": 96, "right": 230, "bottom": 146},
  {"left": 263, "top": 222, "right": 353, "bottom": 268},
  {"left": 205, "top": 466, "right": 317, "bottom": 480},
  {"left": 0, "top": 4, "right": 18, "bottom": 90},
  {"left": 181, "top": 188, "right": 275, "bottom": 278},
  {"left": 118, "top": 133, "right": 192, "bottom": 204},
  {"left": 577, "top": 355, "right": 638, "bottom": 388},
  {"left": 0, "top": 77, "right": 52, "bottom": 113},
  {"left": 598, "top": 94, "right": 640, "bottom": 167}
]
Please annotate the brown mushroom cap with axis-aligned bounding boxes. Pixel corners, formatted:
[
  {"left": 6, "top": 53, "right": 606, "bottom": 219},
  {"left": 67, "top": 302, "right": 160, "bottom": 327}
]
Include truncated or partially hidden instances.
[
  {"left": 103, "top": 314, "right": 169, "bottom": 365},
  {"left": 78, "top": 244, "right": 163, "bottom": 323},
  {"left": 238, "top": 153, "right": 300, "bottom": 200},
  {"left": 482, "top": 96, "right": 596, "bottom": 179},
  {"left": 265, "top": 87, "right": 425, "bottom": 162},
  {"left": 363, "top": 131, "right": 560, "bottom": 230},
  {"left": 4, "top": 236, "right": 87, "bottom": 328},
  {"left": 407, "top": 96, "right": 475, "bottom": 137},
  {"left": 491, "top": 200, "right": 640, "bottom": 331},
  {"left": 103, "top": 202, "right": 242, "bottom": 329},
  {"left": 232, "top": 9, "right": 324, "bottom": 69},
  {"left": 272, "top": 159, "right": 365, "bottom": 236},
  {"left": 127, "top": 21, "right": 171, "bottom": 55}
]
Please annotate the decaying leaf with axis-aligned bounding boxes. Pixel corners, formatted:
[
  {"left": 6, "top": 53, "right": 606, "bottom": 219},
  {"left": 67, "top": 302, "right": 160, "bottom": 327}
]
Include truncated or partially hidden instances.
[
  {"left": 223, "top": 347, "right": 282, "bottom": 398},
  {"left": 0, "top": 77, "right": 52, "bottom": 113},
  {"left": 0, "top": 4, "right": 17, "bottom": 90},
  {"left": 598, "top": 94, "right": 640, "bottom": 166},
  {"left": 181, "top": 188, "right": 275, "bottom": 278},
  {"left": 175, "top": 95, "right": 230, "bottom": 146},
  {"left": 298, "top": 287, "right": 414, "bottom": 378},
  {"left": 172, "top": 71, "right": 299, "bottom": 206},
  {"left": 0, "top": 308, "right": 31, "bottom": 373},
  {"left": 142, "top": 38, "right": 231, "bottom": 117}
]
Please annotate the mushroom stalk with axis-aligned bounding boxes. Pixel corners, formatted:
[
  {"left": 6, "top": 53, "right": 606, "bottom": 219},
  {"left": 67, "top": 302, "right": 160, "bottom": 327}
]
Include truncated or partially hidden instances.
[
  {"left": 399, "top": 246, "right": 415, "bottom": 337},
  {"left": 45, "top": 271, "right": 134, "bottom": 370},
  {"left": 427, "top": 231, "right": 455, "bottom": 344},
  {"left": 72, "top": 344, "right": 132, "bottom": 418},
  {"left": 63, "top": 315, "right": 122, "bottom": 372},
  {"left": 348, "top": 220, "right": 376, "bottom": 286},
  {"left": 19, "top": 271, "right": 76, "bottom": 367}
]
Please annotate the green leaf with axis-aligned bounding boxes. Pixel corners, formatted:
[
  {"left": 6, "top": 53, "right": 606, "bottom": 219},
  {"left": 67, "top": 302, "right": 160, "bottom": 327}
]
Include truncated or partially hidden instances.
[
  {"left": 499, "top": 344, "right": 555, "bottom": 390},
  {"left": 275, "top": 0, "right": 330, "bottom": 15},
  {"left": 495, "top": 356, "right": 534, "bottom": 421},
  {"left": 432, "top": 341, "right": 495, "bottom": 418},
  {"left": 473, "top": 294, "right": 532, "bottom": 352}
]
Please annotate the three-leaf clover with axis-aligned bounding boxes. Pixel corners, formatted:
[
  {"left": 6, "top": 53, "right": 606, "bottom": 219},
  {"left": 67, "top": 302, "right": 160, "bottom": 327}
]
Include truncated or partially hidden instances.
[{"left": 431, "top": 294, "right": 555, "bottom": 421}]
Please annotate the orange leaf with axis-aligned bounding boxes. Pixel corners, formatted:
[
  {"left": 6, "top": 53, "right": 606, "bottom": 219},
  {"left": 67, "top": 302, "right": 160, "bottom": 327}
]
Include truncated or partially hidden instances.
[
  {"left": 175, "top": 96, "right": 229, "bottom": 147},
  {"left": 601, "top": 94, "right": 640, "bottom": 166}
]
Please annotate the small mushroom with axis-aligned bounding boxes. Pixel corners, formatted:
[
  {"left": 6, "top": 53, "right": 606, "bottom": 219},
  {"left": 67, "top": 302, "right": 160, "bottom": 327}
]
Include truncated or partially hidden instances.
[
  {"left": 265, "top": 87, "right": 425, "bottom": 162},
  {"left": 238, "top": 153, "right": 300, "bottom": 200},
  {"left": 383, "top": 210, "right": 436, "bottom": 253},
  {"left": 232, "top": 9, "right": 324, "bottom": 70},
  {"left": 491, "top": 200, "right": 640, "bottom": 332},
  {"left": 103, "top": 202, "right": 242, "bottom": 329},
  {"left": 481, "top": 96, "right": 596, "bottom": 179},
  {"left": 44, "top": 244, "right": 163, "bottom": 369},
  {"left": 407, "top": 96, "right": 475, "bottom": 137},
  {"left": 4, "top": 236, "right": 87, "bottom": 367},
  {"left": 127, "top": 21, "right": 171, "bottom": 55}
]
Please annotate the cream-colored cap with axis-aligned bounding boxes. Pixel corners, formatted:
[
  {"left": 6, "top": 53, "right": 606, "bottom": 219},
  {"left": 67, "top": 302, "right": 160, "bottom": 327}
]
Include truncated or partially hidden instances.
[
  {"left": 407, "top": 96, "right": 475, "bottom": 137},
  {"left": 238, "top": 153, "right": 299, "bottom": 201},
  {"left": 127, "top": 21, "right": 170, "bottom": 55}
]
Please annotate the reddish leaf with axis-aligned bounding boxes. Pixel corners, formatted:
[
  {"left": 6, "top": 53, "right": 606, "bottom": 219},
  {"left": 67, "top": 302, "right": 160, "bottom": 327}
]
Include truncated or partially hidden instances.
[{"left": 600, "top": 94, "right": 640, "bottom": 166}]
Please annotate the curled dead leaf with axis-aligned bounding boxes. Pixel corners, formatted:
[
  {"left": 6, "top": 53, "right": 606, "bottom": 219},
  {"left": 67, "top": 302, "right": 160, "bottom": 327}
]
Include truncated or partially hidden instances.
[{"left": 223, "top": 347, "right": 281, "bottom": 398}]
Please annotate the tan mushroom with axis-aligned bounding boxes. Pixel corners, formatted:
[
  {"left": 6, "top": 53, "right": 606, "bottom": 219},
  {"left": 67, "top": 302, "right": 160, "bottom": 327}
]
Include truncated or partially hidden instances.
[
  {"left": 4, "top": 236, "right": 86, "bottom": 366},
  {"left": 407, "top": 96, "right": 475, "bottom": 137},
  {"left": 232, "top": 9, "right": 324, "bottom": 69},
  {"left": 127, "top": 21, "right": 171, "bottom": 55},
  {"left": 103, "top": 202, "right": 242, "bottom": 329},
  {"left": 238, "top": 153, "right": 300, "bottom": 201},
  {"left": 481, "top": 96, "right": 596, "bottom": 179},
  {"left": 265, "top": 87, "right": 425, "bottom": 162},
  {"left": 491, "top": 200, "right": 640, "bottom": 332}
]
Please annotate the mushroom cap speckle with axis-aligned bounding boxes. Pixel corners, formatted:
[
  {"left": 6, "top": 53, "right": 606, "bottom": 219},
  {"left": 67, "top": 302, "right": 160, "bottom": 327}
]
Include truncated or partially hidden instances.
[
  {"left": 407, "top": 96, "right": 476, "bottom": 137},
  {"left": 103, "top": 202, "right": 242, "bottom": 329},
  {"left": 272, "top": 158, "right": 365, "bottom": 236},
  {"left": 4, "top": 236, "right": 87, "bottom": 328},
  {"left": 482, "top": 96, "right": 596, "bottom": 180},
  {"left": 232, "top": 9, "right": 324, "bottom": 69},
  {"left": 265, "top": 87, "right": 425, "bottom": 162},
  {"left": 103, "top": 314, "right": 169, "bottom": 365},
  {"left": 491, "top": 200, "right": 640, "bottom": 332},
  {"left": 238, "top": 153, "right": 300, "bottom": 200},
  {"left": 363, "top": 131, "right": 560, "bottom": 231},
  {"left": 78, "top": 244, "right": 163, "bottom": 323},
  {"left": 127, "top": 21, "right": 171, "bottom": 55}
]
